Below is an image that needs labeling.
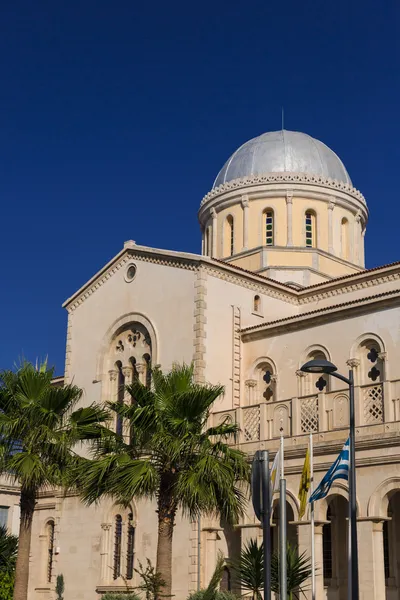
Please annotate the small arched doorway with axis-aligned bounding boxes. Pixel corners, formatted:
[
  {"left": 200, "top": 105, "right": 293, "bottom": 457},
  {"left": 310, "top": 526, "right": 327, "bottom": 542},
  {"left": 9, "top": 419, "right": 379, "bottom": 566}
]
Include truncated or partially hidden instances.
[
  {"left": 383, "top": 490, "right": 400, "bottom": 596},
  {"left": 323, "top": 495, "right": 348, "bottom": 600}
]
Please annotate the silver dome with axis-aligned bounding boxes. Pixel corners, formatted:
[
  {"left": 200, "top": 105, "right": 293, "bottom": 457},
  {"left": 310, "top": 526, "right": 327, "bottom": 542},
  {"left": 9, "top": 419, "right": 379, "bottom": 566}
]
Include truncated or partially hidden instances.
[{"left": 213, "top": 130, "right": 352, "bottom": 188}]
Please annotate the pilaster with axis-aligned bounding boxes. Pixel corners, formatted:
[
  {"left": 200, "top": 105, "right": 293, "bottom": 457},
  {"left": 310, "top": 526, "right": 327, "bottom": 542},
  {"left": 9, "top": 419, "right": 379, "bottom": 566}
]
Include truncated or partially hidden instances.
[
  {"left": 328, "top": 197, "right": 335, "bottom": 255},
  {"left": 241, "top": 195, "right": 249, "bottom": 251},
  {"left": 286, "top": 190, "right": 293, "bottom": 247},
  {"left": 211, "top": 208, "right": 217, "bottom": 257}
]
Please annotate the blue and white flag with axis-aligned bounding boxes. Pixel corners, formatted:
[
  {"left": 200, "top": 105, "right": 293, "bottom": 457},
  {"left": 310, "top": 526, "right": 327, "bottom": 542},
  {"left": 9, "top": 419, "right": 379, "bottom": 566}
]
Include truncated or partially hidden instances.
[{"left": 309, "top": 438, "right": 349, "bottom": 502}]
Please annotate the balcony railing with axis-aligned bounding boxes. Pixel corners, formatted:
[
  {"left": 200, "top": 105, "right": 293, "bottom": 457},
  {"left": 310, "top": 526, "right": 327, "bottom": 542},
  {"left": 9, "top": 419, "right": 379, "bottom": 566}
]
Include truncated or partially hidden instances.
[{"left": 212, "top": 382, "right": 396, "bottom": 445}]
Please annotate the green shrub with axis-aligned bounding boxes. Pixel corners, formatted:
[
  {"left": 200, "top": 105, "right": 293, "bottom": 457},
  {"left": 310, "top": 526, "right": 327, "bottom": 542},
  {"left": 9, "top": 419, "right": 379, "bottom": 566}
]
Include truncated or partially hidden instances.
[
  {"left": 101, "top": 594, "right": 141, "bottom": 600},
  {"left": 187, "top": 591, "right": 239, "bottom": 600},
  {"left": 0, "top": 571, "right": 14, "bottom": 600}
]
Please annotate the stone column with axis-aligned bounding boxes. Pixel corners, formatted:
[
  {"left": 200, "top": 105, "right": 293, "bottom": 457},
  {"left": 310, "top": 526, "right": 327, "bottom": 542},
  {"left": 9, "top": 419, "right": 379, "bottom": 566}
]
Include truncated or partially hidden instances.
[
  {"left": 361, "top": 227, "right": 366, "bottom": 267},
  {"left": 354, "top": 211, "right": 361, "bottom": 265},
  {"left": 241, "top": 195, "right": 249, "bottom": 251},
  {"left": 245, "top": 379, "right": 258, "bottom": 405},
  {"left": 296, "top": 521, "right": 324, "bottom": 599},
  {"left": 314, "top": 524, "right": 325, "bottom": 599},
  {"left": 108, "top": 369, "right": 118, "bottom": 410},
  {"left": 211, "top": 208, "right": 217, "bottom": 258},
  {"left": 286, "top": 190, "right": 293, "bottom": 246},
  {"left": 372, "top": 520, "right": 386, "bottom": 600},
  {"left": 328, "top": 198, "right": 335, "bottom": 254},
  {"left": 357, "top": 518, "right": 385, "bottom": 599},
  {"left": 122, "top": 366, "right": 133, "bottom": 397},
  {"left": 136, "top": 362, "right": 146, "bottom": 386}
]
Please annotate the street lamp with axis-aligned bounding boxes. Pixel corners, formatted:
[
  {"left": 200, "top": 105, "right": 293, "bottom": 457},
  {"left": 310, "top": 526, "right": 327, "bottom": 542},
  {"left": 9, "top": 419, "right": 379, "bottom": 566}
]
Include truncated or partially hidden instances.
[{"left": 300, "top": 359, "right": 358, "bottom": 600}]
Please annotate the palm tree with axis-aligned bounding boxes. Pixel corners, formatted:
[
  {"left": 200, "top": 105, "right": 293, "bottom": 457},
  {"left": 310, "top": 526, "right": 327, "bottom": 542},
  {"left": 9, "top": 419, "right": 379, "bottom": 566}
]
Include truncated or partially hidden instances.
[
  {"left": 230, "top": 539, "right": 263, "bottom": 600},
  {"left": 75, "top": 363, "right": 250, "bottom": 599},
  {"left": 232, "top": 539, "right": 312, "bottom": 600},
  {"left": 0, "top": 362, "right": 109, "bottom": 600}
]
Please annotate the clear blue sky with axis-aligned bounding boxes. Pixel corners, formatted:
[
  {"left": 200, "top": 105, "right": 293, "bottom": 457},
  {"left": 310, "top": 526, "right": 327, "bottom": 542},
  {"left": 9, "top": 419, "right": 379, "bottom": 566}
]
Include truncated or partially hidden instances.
[{"left": 0, "top": 0, "right": 399, "bottom": 375}]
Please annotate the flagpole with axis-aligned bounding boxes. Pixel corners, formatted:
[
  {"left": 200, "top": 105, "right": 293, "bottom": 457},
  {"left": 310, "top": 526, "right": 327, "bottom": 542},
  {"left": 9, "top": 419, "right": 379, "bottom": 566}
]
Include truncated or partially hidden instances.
[
  {"left": 310, "top": 433, "right": 315, "bottom": 600},
  {"left": 279, "top": 430, "right": 287, "bottom": 600}
]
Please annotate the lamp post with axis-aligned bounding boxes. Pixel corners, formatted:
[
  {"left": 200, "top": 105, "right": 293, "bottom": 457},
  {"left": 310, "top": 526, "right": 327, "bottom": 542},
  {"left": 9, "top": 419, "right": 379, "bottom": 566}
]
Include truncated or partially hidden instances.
[{"left": 300, "top": 359, "right": 358, "bottom": 600}]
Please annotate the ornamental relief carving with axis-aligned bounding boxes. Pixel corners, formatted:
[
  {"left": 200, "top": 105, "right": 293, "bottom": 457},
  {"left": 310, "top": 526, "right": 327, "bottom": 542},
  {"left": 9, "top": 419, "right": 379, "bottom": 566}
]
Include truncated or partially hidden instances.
[
  {"left": 110, "top": 324, "right": 152, "bottom": 371},
  {"left": 200, "top": 172, "right": 366, "bottom": 207}
]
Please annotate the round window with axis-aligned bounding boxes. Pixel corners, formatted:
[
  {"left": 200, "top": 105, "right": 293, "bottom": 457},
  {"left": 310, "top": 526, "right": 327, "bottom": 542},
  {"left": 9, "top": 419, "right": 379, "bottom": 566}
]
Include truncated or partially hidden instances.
[{"left": 125, "top": 264, "right": 137, "bottom": 282}]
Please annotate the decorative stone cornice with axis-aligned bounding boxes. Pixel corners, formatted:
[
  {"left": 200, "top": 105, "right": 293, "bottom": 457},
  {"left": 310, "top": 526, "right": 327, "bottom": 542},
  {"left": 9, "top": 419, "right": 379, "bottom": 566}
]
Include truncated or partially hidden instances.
[
  {"left": 200, "top": 172, "right": 366, "bottom": 207},
  {"left": 210, "top": 207, "right": 217, "bottom": 219},
  {"left": 241, "top": 194, "right": 250, "bottom": 208},
  {"left": 328, "top": 198, "right": 336, "bottom": 211},
  {"left": 298, "top": 269, "right": 400, "bottom": 305},
  {"left": 204, "top": 264, "right": 297, "bottom": 304}
]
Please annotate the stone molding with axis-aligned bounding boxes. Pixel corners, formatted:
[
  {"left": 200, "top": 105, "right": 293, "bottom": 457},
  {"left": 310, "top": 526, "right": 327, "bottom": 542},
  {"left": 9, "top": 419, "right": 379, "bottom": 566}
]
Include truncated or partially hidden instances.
[
  {"left": 204, "top": 264, "right": 297, "bottom": 304},
  {"left": 298, "top": 270, "right": 400, "bottom": 305},
  {"left": 242, "top": 289, "right": 400, "bottom": 338},
  {"left": 200, "top": 172, "right": 366, "bottom": 207},
  {"left": 193, "top": 268, "right": 207, "bottom": 384},
  {"left": 64, "top": 249, "right": 199, "bottom": 313},
  {"left": 63, "top": 244, "right": 400, "bottom": 325}
]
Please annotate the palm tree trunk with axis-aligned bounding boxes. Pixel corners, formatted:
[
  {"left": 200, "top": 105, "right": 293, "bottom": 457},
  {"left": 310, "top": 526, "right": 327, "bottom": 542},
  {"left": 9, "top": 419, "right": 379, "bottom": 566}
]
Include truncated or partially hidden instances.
[
  {"left": 13, "top": 489, "right": 35, "bottom": 600},
  {"left": 156, "top": 484, "right": 177, "bottom": 600}
]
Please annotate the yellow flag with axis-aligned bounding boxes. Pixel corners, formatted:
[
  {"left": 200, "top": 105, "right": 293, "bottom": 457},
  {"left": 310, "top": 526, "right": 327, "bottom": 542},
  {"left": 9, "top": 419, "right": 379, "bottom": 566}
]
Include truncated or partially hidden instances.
[{"left": 298, "top": 447, "right": 311, "bottom": 520}]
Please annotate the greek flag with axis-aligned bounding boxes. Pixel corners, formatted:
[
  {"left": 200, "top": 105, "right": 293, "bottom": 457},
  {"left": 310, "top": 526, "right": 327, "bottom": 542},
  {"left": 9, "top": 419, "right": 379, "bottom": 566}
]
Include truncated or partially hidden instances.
[{"left": 309, "top": 438, "right": 349, "bottom": 502}]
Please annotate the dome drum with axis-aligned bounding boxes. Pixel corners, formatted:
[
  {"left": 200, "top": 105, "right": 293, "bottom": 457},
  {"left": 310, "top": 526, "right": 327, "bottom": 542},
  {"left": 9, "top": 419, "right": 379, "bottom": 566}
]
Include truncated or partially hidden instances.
[{"left": 199, "top": 129, "right": 368, "bottom": 285}]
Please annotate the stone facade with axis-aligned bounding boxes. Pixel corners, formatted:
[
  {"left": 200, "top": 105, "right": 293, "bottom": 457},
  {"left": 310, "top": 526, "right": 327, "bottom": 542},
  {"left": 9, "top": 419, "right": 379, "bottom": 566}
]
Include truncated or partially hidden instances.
[{"left": 2, "top": 129, "right": 399, "bottom": 600}]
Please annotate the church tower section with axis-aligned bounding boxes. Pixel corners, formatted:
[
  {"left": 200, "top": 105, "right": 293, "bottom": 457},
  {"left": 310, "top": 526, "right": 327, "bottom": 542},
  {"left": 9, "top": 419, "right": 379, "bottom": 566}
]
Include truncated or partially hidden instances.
[{"left": 198, "top": 130, "right": 368, "bottom": 287}]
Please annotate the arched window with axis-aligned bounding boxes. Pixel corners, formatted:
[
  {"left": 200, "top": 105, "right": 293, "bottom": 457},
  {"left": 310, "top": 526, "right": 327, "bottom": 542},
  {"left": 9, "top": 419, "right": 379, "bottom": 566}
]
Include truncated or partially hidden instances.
[
  {"left": 220, "top": 566, "right": 231, "bottom": 591},
  {"left": 223, "top": 215, "right": 234, "bottom": 257},
  {"left": 205, "top": 227, "right": 211, "bottom": 257},
  {"left": 359, "top": 339, "right": 384, "bottom": 385},
  {"left": 116, "top": 362, "right": 125, "bottom": 436},
  {"left": 113, "top": 515, "right": 123, "bottom": 580},
  {"left": 257, "top": 361, "right": 276, "bottom": 402},
  {"left": 47, "top": 520, "right": 55, "bottom": 583},
  {"left": 341, "top": 218, "right": 349, "bottom": 260},
  {"left": 302, "top": 349, "right": 330, "bottom": 395},
  {"left": 253, "top": 295, "right": 261, "bottom": 313},
  {"left": 264, "top": 210, "right": 274, "bottom": 245},
  {"left": 305, "top": 211, "right": 316, "bottom": 248},
  {"left": 358, "top": 338, "right": 385, "bottom": 424},
  {"left": 126, "top": 513, "right": 135, "bottom": 580}
]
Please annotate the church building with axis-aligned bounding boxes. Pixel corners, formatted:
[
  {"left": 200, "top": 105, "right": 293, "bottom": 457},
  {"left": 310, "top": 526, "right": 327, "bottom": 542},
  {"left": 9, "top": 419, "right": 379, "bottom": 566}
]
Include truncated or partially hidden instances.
[{"left": 2, "top": 129, "right": 400, "bottom": 600}]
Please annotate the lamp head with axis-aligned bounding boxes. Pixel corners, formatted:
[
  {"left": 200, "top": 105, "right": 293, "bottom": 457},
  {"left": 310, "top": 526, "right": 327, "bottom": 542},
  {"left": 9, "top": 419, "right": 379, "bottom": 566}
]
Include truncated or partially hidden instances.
[{"left": 300, "top": 359, "right": 338, "bottom": 374}]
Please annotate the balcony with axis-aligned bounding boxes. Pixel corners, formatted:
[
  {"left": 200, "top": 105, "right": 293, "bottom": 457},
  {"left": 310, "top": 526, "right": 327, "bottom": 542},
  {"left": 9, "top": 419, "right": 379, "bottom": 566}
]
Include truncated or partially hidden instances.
[{"left": 212, "top": 380, "right": 400, "bottom": 449}]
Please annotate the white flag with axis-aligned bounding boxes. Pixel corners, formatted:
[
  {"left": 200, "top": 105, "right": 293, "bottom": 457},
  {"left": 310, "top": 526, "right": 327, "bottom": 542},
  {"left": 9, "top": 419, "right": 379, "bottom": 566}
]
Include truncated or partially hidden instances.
[{"left": 270, "top": 449, "right": 280, "bottom": 509}]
